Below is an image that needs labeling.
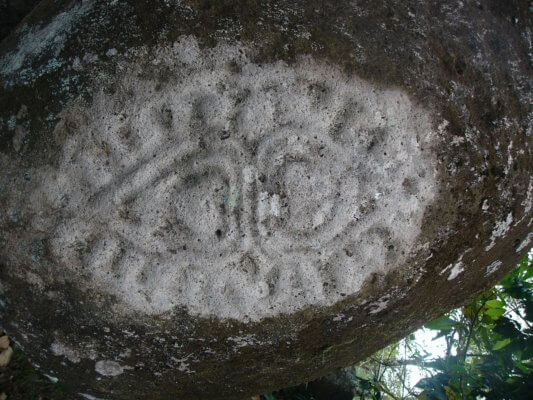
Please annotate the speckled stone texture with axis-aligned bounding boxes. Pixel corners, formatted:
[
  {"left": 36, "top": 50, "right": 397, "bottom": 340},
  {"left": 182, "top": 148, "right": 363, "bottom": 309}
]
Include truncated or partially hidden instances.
[
  {"left": 0, "top": 1, "right": 531, "bottom": 399},
  {"left": 0, "top": 0, "right": 41, "bottom": 42}
]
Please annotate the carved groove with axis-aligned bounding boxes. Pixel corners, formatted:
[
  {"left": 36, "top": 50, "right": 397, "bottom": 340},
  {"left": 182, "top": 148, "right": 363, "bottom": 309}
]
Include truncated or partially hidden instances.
[{"left": 32, "top": 39, "right": 437, "bottom": 321}]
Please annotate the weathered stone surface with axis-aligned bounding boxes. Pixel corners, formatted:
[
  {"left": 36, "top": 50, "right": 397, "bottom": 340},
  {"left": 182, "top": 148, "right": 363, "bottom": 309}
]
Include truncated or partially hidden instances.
[
  {"left": 0, "top": 0, "right": 531, "bottom": 399},
  {"left": 0, "top": 0, "right": 41, "bottom": 42}
]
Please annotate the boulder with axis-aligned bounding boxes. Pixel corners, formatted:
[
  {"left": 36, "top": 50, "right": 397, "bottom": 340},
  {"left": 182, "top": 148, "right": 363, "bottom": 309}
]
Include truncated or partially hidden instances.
[{"left": 0, "top": 0, "right": 531, "bottom": 399}]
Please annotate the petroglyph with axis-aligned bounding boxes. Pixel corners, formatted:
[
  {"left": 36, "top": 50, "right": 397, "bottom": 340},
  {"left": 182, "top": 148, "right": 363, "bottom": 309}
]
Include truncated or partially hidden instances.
[{"left": 1, "top": 38, "right": 438, "bottom": 321}]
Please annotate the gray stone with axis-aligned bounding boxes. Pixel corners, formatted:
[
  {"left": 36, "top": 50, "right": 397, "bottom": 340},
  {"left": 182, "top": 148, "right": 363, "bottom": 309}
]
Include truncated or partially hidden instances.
[
  {"left": 0, "top": 0, "right": 41, "bottom": 42},
  {"left": 0, "top": 346, "right": 13, "bottom": 368},
  {"left": 0, "top": 0, "right": 531, "bottom": 399},
  {"left": 0, "top": 335, "right": 8, "bottom": 350}
]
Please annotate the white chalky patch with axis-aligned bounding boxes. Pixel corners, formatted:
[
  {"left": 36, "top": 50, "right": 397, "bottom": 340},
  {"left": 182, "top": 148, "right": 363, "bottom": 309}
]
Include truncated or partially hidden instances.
[
  {"left": 485, "top": 260, "right": 502, "bottom": 276},
  {"left": 79, "top": 393, "right": 107, "bottom": 400},
  {"left": 51, "top": 340, "right": 81, "bottom": 363},
  {"left": 332, "top": 314, "right": 345, "bottom": 322},
  {"left": 516, "top": 232, "right": 532, "bottom": 253},
  {"left": 94, "top": 360, "right": 125, "bottom": 377},
  {"left": 227, "top": 335, "right": 261, "bottom": 349},
  {"left": 447, "top": 262, "right": 465, "bottom": 280},
  {"left": 485, "top": 212, "right": 513, "bottom": 251},
  {"left": 440, "top": 261, "right": 465, "bottom": 281},
  {"left": 517, "top": 178, "right": 533, "bottom": 226},
  {"left": 0, "top": 0, "right": 94, "bottom": 84},
  {"left": 43, "top": 374, "right": 59, "bottom": 383},
  {"left": 368, "top": 296, "right": 390, "bottom": 315},
  {"left": 1, "top": 37, "right": 439, "bottom": 322}
]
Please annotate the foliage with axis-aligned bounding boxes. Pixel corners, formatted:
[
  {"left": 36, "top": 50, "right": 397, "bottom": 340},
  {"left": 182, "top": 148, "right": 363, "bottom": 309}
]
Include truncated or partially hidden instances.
[
  {"left": 263, "top": 254, "right": 533, "bottom": 400},
  {"left": 416, "top": 255, "right": 533, "bottom": 400}
]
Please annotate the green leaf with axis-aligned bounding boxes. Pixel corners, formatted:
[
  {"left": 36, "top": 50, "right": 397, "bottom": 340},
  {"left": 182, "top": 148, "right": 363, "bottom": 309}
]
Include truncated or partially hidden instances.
[
  {"left": 424, "top": 316, "right": 456, "bottom": 331},
  {"left": 523, "top": 261, "right": 533, "bottom": 280},
  {"left": 515, "top": 361, "right": 531, "bottom": 374},
  {"left": 492, "top": 338, "right": 512, "bottom": 351},
  {"left": 485, "top": 300, "right": 505, "bottom": 308},
  {"left": 485, "top": 308, "right": 505, "bottom": 320}
]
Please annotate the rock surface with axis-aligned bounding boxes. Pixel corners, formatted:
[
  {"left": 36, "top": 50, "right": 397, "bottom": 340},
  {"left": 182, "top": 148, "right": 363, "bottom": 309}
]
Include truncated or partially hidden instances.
[
  {"left": 0, "top": 1, "right": 531, "bottom": 399},
  {"left": 0, "top": 0, "right": 41, "bottom": 42}
]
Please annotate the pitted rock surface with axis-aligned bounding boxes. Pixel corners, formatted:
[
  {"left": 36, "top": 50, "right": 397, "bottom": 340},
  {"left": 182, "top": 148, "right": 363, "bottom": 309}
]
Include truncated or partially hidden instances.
[
  {"left": 0, "top": 1, "right": 531, "bottom": 399},
  {"left": 4, "top": 39, "right": 437, "bottom": 322}
]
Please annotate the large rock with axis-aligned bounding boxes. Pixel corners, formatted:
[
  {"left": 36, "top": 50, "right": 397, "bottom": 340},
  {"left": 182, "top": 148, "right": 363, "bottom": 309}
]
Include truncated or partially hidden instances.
[{"left": 0, "top": 0, "right": 531, "bottom": 399}]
